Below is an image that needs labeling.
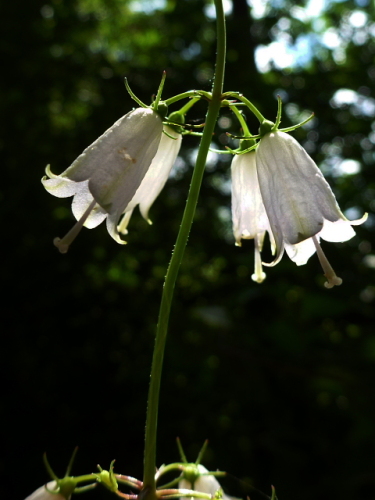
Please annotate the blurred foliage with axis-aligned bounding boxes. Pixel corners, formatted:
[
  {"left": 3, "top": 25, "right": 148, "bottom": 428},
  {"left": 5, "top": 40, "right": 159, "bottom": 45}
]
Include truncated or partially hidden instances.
[{"left": 1, "top": 1, "right": 375, "bottom": 500}]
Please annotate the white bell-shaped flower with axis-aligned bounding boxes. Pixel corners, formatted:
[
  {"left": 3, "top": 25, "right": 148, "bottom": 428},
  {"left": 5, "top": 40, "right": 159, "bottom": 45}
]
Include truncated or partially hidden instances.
[
  {"left": 179, "top": 464, "right": 233, "bottom": 500},
  {"left": 231, "top": 151, "right": 275, "bottom": 283},
  {"left": 117, "top": 125, "right": 182, "bottom": 235},
  {"left": 42, "top": 107, "right": 170, "bottom": 252},
  {"left": 25, "top": 481, "right": 67, "bottom": 500},
  {"left": 256, "top": 130, "right": 367, "bottom": 287}
]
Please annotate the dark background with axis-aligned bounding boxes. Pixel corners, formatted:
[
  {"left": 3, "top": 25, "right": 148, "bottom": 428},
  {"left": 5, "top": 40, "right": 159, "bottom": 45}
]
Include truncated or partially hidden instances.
[{"left": 1, "top": 0, "right": 375, "bottom": 499}]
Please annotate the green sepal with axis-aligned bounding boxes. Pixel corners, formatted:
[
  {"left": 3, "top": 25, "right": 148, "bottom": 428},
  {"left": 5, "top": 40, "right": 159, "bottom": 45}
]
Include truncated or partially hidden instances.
[
  {"left": 124, "top": 78, "right": 148, "bottom": 108},
  {"left": 195, "top": 440, "right": 208, "bottom": 465},
  {"left": 271, "top": 485, "right": 277, "bottom": 500}
]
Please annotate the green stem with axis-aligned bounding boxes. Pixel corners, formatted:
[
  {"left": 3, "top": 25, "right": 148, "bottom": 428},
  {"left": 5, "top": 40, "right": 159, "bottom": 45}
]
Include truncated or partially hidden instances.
[
  {"left": 142, "top": 0, "right": 226, "bottom": 495},
  {"left": 230, "top": 105, "right": 251, "bottom": 136},
  {"left": 74, "top": 474, "right": 98, "bottom": 483},
  {"left": 224, "top": 92, "right": 265, "bottom": 123},
  {"left": 178, "top": 97, "right": 200, "bottom": 115},
  {"left": 165, "top": 91, "right": 202, "bottom": 106}
]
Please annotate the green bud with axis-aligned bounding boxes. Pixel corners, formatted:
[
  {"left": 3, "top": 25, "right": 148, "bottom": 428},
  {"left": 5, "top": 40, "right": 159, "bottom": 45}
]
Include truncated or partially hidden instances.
[
  {"left": 259, "top": 119, "right": 275, "bottom": 137},
  {"left": 155, "top": 101, "right": 168, "bottom": 119}
]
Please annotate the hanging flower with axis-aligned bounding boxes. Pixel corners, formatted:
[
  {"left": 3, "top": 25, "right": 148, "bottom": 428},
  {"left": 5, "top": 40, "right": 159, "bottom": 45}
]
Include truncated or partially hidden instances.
[
  {"left": 25, "top": 481, "right": 67, "bottom": 500},
  {"left": 256, "top": 130, "right": 367, "bottom": 288},
  {"left": 231, "top": 150, "right": 275, "bottom": 283},
  {"left": 117, "top": 124, "right": 182, "bottom": 235},
  {"left": 42, "top": 107, "right": 181, "bottom": 252},
  {"left": 179, "top": 464, "right": 233, "bottom": 500}
]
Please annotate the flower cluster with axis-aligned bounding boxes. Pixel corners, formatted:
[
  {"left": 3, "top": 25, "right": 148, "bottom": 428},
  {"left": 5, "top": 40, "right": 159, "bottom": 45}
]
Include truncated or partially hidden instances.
[
  {"left": 42, "top": 89, "right": 366, "bottom": 288},
  {"left": 230, "top": 122, "right": 366, "bottom": 288}
]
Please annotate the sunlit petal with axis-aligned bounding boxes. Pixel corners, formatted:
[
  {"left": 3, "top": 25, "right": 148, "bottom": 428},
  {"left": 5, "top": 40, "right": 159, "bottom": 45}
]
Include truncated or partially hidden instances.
[
  {"left": 71, "top": 181, "right": 107, "bottom": 229},
  {"left": 231, "top": 151, "right": 275, "bottom": 281}
]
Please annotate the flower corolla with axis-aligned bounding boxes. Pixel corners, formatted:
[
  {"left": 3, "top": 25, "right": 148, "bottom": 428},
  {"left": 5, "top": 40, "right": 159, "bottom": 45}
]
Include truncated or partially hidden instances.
[
  {"left": 43, "top": 107, "right": 181, "bottom": 252},
  {"left": 256, "top": 130, "right": 367, "bottom": 287},
  {"left": 231, "top": 150, "right": 275, "bottom": 283},
  {"left": 117, "top": 124, "right": 182, "bottom": 235},
  {"left": 25, "top": 481, "right": 67, "bottom": 500}
]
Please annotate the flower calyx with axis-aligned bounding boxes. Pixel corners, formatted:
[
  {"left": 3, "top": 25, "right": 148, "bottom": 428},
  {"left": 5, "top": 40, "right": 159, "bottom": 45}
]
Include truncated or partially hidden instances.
[
  {"left": 26, "top": 449, "right": 97, "bottom": 500},
  {"left": 258, "top": 119, "right": 275, "bottom": 137},
  {"left": 165, "top": 110, "right": 185, "bottom": 135},
  {"left": 95, "top": 461, "right": 118, "bottom": 493}
]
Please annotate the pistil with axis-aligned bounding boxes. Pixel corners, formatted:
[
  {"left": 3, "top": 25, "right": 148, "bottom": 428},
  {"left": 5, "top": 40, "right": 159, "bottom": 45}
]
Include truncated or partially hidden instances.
[
  {"left": 312, "top": 236, "right": 342, "bottom": 288},
  {"left": 252, "top": 237, "right": 266, "bottom": 283},
  {"left": 54, "top": 199, "right": 97, "bottom": 253}
]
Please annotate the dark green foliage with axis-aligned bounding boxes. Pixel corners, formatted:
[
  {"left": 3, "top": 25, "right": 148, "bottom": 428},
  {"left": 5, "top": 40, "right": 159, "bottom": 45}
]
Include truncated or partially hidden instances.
[{"left": 1, "top": 1, "right": 375, "bottom": 500}]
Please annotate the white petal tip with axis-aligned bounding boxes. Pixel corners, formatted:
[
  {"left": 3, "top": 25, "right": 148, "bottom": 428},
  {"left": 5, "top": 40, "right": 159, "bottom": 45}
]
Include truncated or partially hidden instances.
[
  {"left": 53, "top": 237, "right": 69, "bottom": 253},
  {"left": 251, "top": 272, "right": 266, "bottom": 283},
  {"left": 235, "top": 241, "right": 242, "bottom": 247},
  {"left": 113, "top": 234, "right": 128, "bottom": 245},
  {"left": 350, "top": 212, "right": 368, "bottom": 225}
]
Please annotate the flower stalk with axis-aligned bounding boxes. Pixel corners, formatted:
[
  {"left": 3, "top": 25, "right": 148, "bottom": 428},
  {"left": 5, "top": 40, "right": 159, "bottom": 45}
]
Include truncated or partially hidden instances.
[{"left": 142, "top": 0, "right": 226, "bottom": 494}]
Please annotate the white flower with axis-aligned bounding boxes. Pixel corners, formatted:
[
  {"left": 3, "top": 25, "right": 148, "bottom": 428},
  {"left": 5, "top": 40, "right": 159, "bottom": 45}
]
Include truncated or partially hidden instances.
[
  {"left": 231, "top": 151, "right": 275, "bottom": 283},
  {"left": 179, "top": 464, "right": 233, "bottom": 500},
  {"left": 42, "top": 107, "right": 180, "bottom": 252},
  {"left": 256, "top": 130, "right": 367, "bottom": 287},
  {"left": 117, "top": 124, "right": 182, "bottom": 235},
  {"left": 25, "top": 481, "right": 67, "bottom": 500}
]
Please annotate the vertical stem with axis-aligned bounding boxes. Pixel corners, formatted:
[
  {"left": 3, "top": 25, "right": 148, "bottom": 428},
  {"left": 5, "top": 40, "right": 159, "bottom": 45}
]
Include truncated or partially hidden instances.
[{"left": 142, "top": 0, "right": 226, "bottom": 494}]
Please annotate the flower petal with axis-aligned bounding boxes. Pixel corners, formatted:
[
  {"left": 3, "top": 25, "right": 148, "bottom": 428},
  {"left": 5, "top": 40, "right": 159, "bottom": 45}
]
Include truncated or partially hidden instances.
[
  {"left": 62, "top": 108, "right": 160, "bottom": 182},
  {"left": 137, "top": 125, "right": 182, "bottom": 222},
  {"left": 71, "top": 181, "right": 107, "bottom": 229},
  {"left": 42, "top": 165, "right": 79, "bottom": 198},
  {"left": 112, "top": 125, "right": 181, "bottom": 240},
  {"left": 256, "top": 131, "right": 346, "bottom": 246},
  {"left": 106, "top": 211, "right": 128, "bottom": 245},
  {"left": 68, "top": 108, "right": 163, "bottom": 216},
  {"left": 231, "top": 151, "right": 272, "bottom": 245},
  {"left": 25, "top": 482, "right": 65, "bottom": 500},
  {"left": 285, "top": 237, "right": 317, "bottom": 266},
  {"left": 319, "top": 216, "right": 367, "bottom": 242}
]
